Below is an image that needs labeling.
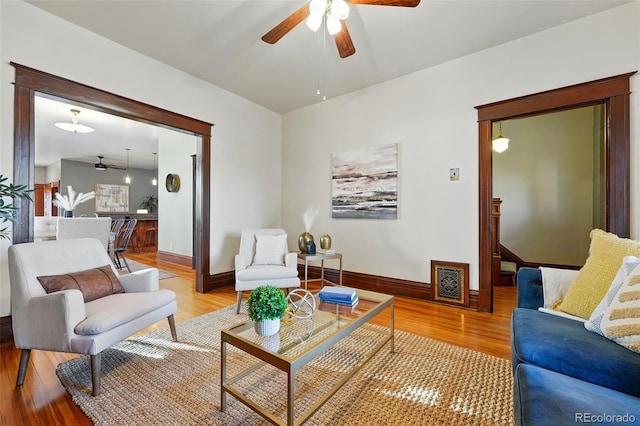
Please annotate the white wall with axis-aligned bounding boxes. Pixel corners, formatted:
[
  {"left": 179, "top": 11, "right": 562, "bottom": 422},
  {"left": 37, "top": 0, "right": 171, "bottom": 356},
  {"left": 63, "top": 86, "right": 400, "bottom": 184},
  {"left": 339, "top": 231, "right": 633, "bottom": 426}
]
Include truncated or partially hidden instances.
[
  {"left": 158, "top": 132, "right": 195, "bottom": 257},
  {"left": 281, "top": 2, "right": 640, "bottom": 290},
  {"left": 493, "top": 108, "right": 597, "bottom": 266},
  {"left": 0, "top": 0, "right": 282, "bottom": 316}
]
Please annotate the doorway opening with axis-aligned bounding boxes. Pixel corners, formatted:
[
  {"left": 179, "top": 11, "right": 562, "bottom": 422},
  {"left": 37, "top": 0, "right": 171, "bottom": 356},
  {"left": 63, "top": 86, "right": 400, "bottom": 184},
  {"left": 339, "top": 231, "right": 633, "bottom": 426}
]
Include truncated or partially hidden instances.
[
  {"left": 12, "top": 63, "right": 214, "bottom": 293},
  {"left": 475, "top": 72, "right": 634, "bottom": 312}
]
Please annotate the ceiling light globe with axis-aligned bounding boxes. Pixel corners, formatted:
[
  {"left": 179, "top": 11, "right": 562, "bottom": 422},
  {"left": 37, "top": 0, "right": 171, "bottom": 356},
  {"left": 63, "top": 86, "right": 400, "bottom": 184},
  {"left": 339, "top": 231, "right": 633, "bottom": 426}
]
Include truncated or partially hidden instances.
[
  {"left": 306, "top": 13, "right": 323, "bottom": 32},
  {"left": 54, "top": 122, "right": 94, "bottom": 133},
  {"left": 309, "top": 0, "right": 327, "bottom": 15},
  {"left": 332, "top": 0, "right": 350, "bottom": 20},
  {"left": 326, "top": 14, "right": 341, "bottom": 35},
  {"left": 492, "top": 137, "right": 509, "bottom": 153}
]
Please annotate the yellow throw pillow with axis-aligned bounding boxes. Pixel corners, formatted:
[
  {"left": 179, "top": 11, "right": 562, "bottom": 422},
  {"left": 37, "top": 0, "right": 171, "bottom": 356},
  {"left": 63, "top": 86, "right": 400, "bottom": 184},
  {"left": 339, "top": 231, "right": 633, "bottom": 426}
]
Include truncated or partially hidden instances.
[{"left": 558, "top": 229, "right": 640, "bottom": 319}]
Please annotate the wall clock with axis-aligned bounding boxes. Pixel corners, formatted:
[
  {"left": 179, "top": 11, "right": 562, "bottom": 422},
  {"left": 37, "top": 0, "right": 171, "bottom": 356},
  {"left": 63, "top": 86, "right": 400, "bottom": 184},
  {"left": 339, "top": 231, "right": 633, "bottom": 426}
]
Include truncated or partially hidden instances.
[{"left": 165, "top": 174, "right": 181, "bottom": 192}]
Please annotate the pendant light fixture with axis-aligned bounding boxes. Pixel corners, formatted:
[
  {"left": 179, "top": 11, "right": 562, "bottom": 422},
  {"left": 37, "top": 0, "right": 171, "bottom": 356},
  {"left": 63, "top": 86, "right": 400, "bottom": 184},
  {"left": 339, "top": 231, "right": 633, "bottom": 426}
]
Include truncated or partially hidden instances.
[
  {"left": 55, "top": 108, "right": 94, "bottom": 133},
  {"left": 492, "top": 122, "right": 510, "bottom": 153},
  {"left": 124, "top": 148, "right": 131, "bottom": 184},
  {"left": 151, "top": 152, "right": 157, "bottom": 186}
]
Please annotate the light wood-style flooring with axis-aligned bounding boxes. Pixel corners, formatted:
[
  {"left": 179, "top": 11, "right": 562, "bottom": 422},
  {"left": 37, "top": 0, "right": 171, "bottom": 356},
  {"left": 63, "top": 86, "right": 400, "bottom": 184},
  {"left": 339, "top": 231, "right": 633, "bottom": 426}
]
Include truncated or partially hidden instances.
[{"left": 0, "top": 251, "right": 516, "bottom": 425}]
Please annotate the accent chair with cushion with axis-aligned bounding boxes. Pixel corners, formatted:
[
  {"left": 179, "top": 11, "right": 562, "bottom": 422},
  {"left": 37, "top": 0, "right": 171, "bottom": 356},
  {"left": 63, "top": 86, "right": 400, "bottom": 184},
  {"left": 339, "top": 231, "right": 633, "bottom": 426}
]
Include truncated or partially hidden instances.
[
  {"left": 234, "top": 228, "right": 300, "bottom": 314},
  {"left": 9, "top": 238, "right": 178, "bottom": 396}
]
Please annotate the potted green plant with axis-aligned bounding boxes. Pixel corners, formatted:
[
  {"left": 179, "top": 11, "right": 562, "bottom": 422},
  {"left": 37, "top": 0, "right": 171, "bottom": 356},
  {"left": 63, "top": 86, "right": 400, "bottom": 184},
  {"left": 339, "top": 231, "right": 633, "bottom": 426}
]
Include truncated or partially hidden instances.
[
  {"left": 139, "top": 195, "right": 157, "bottom": 213},
  {"left": 0, "top": 174, "right": 33, "bottom": 240},
  {"left": 247, "top": 285, "right": 288, "bottom": 336}
]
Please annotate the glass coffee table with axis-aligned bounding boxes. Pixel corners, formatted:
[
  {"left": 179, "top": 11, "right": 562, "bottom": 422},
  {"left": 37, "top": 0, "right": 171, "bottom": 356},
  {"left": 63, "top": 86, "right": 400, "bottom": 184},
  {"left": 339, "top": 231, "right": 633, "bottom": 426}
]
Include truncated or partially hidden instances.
[{"left": 220, "top": 288, "right": 394, "bottom": 426}]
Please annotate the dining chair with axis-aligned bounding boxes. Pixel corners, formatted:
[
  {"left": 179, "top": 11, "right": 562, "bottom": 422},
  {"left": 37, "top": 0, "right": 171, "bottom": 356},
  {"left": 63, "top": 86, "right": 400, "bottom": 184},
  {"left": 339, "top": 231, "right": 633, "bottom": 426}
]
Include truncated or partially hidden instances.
[{"left": 113, "top": 219, "right": 137, "bottom": 273}]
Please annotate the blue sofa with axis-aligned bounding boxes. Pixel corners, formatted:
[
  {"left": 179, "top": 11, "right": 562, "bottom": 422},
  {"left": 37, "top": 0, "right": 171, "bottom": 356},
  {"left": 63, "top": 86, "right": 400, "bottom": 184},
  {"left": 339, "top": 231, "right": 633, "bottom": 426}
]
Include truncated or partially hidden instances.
[{"left": 511, "top": 267, "right": 640, "bottom": 426}]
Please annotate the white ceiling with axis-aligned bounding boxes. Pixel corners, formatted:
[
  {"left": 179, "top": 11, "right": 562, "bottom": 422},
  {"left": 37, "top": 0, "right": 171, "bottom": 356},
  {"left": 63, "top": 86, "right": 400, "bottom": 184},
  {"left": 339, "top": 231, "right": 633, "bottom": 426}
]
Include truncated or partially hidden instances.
[
  {"left": 27, "top": 0, "right": 630, "bottom": 169},
  {"left": 35, "top": 94, "right": 170, "bottom": 170}
]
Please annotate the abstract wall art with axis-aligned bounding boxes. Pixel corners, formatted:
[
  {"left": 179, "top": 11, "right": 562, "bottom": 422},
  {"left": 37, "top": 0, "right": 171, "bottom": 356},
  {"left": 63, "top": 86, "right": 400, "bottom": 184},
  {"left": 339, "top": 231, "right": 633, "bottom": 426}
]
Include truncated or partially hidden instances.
[{"left": 331, "top": 143, "right": 398, "bottom": 219}]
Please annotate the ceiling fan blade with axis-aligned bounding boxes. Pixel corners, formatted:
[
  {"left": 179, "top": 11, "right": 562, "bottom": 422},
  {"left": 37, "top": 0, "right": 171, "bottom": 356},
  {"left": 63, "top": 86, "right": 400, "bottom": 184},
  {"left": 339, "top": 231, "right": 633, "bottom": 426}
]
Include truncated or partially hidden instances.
[
  {"left": 334, "top": 21, "right": 356, "bottom": 58},
  {"left": 262, "top": 3, "right": 311, "bottom": 44},
  {"left": 348, "top": 0, "right": 420, "bottom": 6}
]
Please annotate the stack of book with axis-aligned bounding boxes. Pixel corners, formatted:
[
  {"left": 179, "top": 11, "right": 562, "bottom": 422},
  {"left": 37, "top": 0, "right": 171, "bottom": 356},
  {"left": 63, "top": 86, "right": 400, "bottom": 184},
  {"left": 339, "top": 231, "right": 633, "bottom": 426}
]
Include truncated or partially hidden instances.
[
  {"left": 318, "top": 286, "right": 358, "bottom": 307},
  {"left": 317, "top": 248, "right": 336, "bottom": 254}
]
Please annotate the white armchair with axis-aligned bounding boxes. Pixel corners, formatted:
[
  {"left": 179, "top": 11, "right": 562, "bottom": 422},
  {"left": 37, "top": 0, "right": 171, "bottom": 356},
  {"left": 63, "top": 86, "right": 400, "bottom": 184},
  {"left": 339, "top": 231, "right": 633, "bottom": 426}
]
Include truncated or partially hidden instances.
[
  {"left": 235, "top": 228, "right": 300, "bottom": 313},
  {"left": 8, "top": 238, "right": 178, "bottom": 396}
]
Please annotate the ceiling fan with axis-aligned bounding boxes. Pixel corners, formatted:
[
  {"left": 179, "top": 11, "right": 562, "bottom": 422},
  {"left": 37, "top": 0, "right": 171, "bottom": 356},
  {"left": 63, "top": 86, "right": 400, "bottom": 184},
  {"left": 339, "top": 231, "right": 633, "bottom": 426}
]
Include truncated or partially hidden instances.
[
  {"left": 94, "top": 156, "right": 125, "bottom": 171},
  {"left": 261, "top": 0, "right": 421, "bottom": 58}
]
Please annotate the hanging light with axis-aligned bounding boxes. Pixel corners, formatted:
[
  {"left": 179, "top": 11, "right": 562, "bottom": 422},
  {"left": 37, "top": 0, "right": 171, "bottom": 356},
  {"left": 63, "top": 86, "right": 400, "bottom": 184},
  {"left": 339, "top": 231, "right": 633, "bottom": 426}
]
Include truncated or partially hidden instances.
[
  {"left": 125, "top": 148, "right": 131, "bottom": 184},
  {"left": 151, "top": 152, "right": 157, "bottom": 186},
  {"left": 55, "top": 108, "right": 94, "bottom": 133},
  {"left": 492, "top": 122, "right": 510, "bottom": 153}
]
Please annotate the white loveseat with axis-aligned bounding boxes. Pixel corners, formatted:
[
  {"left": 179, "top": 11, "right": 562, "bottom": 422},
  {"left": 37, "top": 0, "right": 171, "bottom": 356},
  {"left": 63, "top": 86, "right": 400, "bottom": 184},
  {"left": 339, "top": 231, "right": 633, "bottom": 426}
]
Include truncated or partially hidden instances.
[{"left": 8, "top": 238, "right": 178, "bottom": 396}]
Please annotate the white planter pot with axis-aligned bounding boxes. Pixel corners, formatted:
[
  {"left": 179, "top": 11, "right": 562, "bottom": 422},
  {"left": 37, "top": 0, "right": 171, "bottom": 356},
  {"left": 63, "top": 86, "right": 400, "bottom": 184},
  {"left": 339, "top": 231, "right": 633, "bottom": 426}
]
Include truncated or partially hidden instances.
[{"left": 254, "top": 318, "right": 281, "bottom": 336}]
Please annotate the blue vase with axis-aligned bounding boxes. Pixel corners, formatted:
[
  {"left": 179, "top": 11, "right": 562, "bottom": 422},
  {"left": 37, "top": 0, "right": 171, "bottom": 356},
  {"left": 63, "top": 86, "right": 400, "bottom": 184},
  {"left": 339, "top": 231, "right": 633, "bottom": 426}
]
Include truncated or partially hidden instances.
[{"left": 305, "top": 240, "right": 316, "bottom": 255}]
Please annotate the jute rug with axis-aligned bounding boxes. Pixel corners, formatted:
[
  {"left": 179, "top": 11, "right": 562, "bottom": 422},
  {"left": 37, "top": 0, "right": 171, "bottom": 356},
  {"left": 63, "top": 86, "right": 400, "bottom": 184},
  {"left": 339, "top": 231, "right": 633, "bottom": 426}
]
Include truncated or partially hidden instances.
[
  {"left": 56, "top": 305, "right": 514, "bottom": 425},
  {"left": 117, "top": 259, "right": 178, "bottom": 280}
]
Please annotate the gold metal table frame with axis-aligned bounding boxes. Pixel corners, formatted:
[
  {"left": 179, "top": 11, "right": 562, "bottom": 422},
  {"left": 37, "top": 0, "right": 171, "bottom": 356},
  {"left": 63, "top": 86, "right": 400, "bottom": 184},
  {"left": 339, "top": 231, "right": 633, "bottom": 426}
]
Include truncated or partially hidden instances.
[
  {"left": 297, "top": 252, "right": 343, "bottom": 289},
  {"left": 220, "top": 289, "right": 394, "bottom": 426}
]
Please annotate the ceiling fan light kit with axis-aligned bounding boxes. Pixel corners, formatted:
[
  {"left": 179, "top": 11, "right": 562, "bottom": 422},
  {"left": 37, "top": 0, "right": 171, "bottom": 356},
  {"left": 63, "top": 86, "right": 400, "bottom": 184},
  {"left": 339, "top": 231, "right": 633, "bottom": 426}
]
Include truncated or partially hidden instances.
[
  {"left": 93, "top": 155, "right": 126, "bottom": 171},
  {"left": 55, "top": 108, "right": 94, "bottom": 133},
  {"left": 94, "top": 157, "right": 108, "bottom": 171},
  {"left": 306, "top": 0, "right": 350, "bottom": 34},
  {"left": 262, "top": 0, "right": 420, "bottom": 59}
]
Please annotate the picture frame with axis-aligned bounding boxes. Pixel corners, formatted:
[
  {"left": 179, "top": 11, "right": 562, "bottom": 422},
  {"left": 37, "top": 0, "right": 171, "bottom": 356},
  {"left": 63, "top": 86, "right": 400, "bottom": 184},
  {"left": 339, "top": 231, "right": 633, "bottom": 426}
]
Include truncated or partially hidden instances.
[
  {"left": 431, "top": 260, "right": 470, "bottom": 307},
  {"left": 331, "top": 143, "right": 398, "bottom": 219},
  {"left": 95, "top": 183, "right": 129, "bottom": 212}
]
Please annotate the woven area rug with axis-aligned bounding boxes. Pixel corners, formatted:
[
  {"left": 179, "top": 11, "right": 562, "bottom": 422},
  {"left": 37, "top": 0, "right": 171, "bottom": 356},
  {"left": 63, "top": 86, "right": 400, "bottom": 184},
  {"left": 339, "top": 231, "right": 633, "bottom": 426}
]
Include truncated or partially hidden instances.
[
  {"left": 117, "top": 259, "right": 177, "bottom": 280},
  {"left": 56, "top": 305, "right": 514, "bottom": 425}
]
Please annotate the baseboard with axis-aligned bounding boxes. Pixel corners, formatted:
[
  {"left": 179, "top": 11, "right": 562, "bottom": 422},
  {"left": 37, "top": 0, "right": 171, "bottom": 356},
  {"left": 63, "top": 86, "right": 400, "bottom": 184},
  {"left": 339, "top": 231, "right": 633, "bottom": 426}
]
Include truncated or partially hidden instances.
[
  {"left": 0, "top": 269, "right": 480, "bottom": 347},
  {"left": 0, "top": 316, "right": 13, "bottom": 345},
  {"left": 209, "top": 265, "right": 478, "bottom": 311},
  {"left": 157, "top": 250, "right": 193, "bottom": 268},
  {"left": 208, "top": 270, "right": 234, "bottom": 291}
]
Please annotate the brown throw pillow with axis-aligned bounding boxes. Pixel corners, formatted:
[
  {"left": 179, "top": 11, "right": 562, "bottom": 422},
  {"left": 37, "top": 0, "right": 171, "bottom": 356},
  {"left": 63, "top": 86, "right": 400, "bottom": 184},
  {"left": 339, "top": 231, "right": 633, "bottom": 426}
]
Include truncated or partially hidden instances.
[{"left": 37, "top": 265, "right": 125, "bottom": 302}]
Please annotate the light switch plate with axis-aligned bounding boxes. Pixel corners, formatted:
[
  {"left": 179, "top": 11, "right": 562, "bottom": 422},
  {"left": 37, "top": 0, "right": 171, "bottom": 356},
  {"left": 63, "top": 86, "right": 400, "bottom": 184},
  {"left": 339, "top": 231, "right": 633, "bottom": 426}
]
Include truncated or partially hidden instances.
[{"left": 450, "top": 168, "right": 459, "bottom": 181}]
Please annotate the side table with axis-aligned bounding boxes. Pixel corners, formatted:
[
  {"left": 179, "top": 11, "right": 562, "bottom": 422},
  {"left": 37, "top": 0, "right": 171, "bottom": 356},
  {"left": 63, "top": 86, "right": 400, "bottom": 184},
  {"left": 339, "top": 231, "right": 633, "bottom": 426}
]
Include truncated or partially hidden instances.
[{"left": 297, "top": 252, "right": 343, "bottom": 289}]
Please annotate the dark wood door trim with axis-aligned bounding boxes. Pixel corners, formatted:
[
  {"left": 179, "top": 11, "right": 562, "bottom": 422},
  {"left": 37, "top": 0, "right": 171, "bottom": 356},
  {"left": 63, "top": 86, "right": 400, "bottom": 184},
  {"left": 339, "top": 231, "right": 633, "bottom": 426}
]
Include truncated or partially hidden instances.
[
  {"left": 11, "top": 62, "right": 213, "bottom": 293},
  {"left": 475, "top": 71, "right": 635, "bottom": 312}
]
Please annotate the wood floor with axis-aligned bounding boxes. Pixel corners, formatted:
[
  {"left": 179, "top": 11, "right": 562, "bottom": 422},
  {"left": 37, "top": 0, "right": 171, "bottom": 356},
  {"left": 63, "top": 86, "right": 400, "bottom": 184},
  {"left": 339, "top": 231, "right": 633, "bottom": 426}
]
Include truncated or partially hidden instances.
[{"left": 0, "top": 251, "right": 516, "bottom": 425}]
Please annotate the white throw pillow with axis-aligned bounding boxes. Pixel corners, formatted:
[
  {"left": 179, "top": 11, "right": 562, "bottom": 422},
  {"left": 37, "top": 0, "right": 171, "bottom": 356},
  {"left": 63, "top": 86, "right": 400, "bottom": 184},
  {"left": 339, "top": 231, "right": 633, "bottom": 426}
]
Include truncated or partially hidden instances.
[
  {"left": 252, "top": 234, "right": 287, "bottom": 266},
  {"left": 598, "top": 262, "right": 640, "bottom": 353},
  {"left": 540, "top": 267, "right": 580, "bottom": 309},
  {"left": 585, "top": 256, "right": 640, "bottom": 336}
]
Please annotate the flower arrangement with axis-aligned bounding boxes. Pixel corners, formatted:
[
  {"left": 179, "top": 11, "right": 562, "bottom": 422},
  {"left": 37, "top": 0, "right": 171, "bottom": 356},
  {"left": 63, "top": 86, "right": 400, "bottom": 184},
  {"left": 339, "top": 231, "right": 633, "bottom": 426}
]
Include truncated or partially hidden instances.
[
  {"left": 0, "top": 174, "right": 32, "bottom": 240},
  {"left": 53, "top": 185, "right": 95, "bottom": 214},
  {"left": 247, "top": 285, "right": 288, "bottom": 322}
]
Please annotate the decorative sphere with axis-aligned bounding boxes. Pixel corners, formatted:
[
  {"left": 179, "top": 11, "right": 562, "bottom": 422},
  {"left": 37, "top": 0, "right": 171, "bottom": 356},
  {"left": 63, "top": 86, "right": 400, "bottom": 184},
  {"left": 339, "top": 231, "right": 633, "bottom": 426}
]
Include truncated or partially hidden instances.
[{"left": 287, "top": 289, "right": 316, "bottom": 319}]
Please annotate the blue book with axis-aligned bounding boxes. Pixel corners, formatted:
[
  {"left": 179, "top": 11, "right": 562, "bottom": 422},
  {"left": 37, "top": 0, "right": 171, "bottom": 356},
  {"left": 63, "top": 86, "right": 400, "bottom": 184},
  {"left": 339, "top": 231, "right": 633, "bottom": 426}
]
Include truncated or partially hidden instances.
[
  {"left": 320, "top": 295, "right": 359, "bottom": 307},
  {"left": 319, "top": 286, "right": 356, "bottom": 302}
]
